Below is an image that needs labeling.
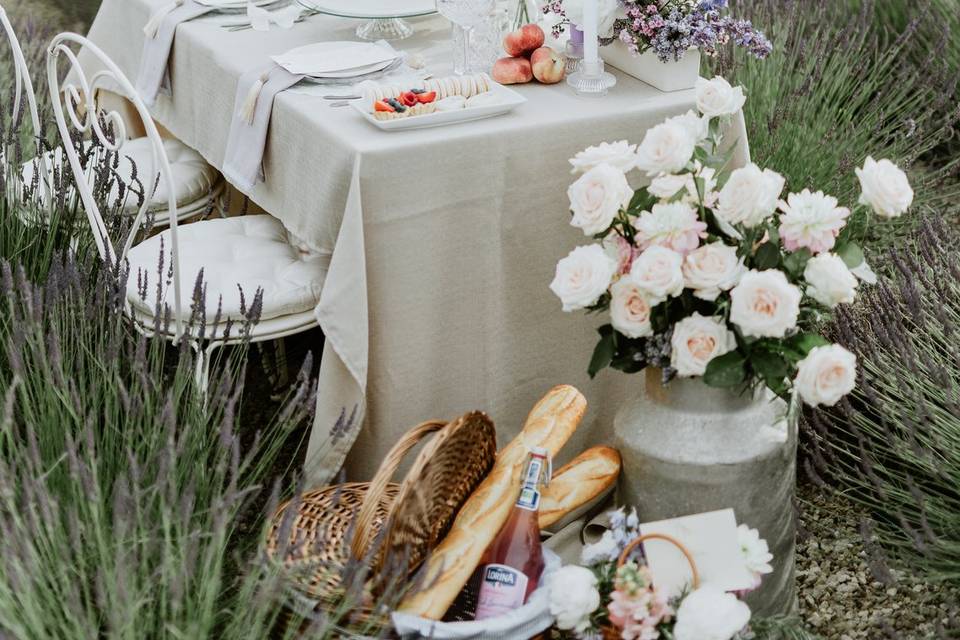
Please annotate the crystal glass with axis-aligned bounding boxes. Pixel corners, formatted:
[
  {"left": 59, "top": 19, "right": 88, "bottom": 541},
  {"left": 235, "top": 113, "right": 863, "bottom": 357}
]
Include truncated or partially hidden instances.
[
  {"left": 452, "top": 5, "right": 510, "bottom": 74},
  {"left": 438, "top": 0, "right": 497, "bottom": 75}
]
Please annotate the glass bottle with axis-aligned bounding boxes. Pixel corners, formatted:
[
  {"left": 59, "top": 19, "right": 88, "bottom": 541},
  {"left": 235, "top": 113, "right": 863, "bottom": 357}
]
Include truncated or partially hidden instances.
[{"left": 473, "top": 447, "right": 550, "bottom": 620}]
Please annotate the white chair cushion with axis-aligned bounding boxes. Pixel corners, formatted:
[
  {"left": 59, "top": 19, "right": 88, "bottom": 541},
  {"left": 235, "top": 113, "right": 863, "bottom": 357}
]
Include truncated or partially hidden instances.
[
  {"left": 126, "top": 216, "right": 328, "bottom": 323},
  {"left": 21, "top": 137, "right": 219, "bottom": 212}
]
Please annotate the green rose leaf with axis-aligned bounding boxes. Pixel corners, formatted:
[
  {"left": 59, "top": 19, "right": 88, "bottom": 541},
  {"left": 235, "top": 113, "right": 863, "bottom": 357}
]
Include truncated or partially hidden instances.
[
  {"left": 788, "top": 333, "right": 831, "bottom": 357},
  {"left": 703, "top": 351, "right": 747, "bottom": 388},
  {"left": 836, "top": 242, "right": 865, "bottom": 269},
  {"left": 783, "top": 248, "right": 812, "bottom": 279},
  {"left": 588, "top": 326, "right": 616, "bottom": 378},
  {"left": 751, "top": 348, "right": 789, "bottom": 384},
  {"left": 754, "top": 242, "right": 780, "bottom": 270}
]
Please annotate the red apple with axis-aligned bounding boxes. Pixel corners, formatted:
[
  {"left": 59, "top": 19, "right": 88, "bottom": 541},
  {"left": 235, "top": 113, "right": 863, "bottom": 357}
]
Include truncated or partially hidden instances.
[
  {"left": 491, "top": 57, "right": 534, "bottom": 85},
  {"left": 503, "top": 24, "right": 545, "bottom": 58},
  {"left": 530, "top": 46, "right": 566, "bottom": 84}
]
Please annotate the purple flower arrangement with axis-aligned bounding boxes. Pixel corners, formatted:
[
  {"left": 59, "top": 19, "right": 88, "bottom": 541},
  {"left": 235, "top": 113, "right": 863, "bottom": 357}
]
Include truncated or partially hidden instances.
[{"left": 544, "top": 0, "right": 773, "bottom": 63}]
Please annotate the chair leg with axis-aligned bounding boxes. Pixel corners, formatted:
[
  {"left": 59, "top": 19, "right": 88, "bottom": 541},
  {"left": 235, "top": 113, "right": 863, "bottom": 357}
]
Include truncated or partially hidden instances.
[
  {"left": 274, "top": 338, "right": 289, "bottom": 388},
  {"left": 193, "top": 341, "right": 222, "bottom": 400}
]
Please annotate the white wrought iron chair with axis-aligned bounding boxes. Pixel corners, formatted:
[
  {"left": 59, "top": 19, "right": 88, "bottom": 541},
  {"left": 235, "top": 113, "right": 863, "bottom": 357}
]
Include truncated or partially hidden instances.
[
  {"left": 3, "top": 0, "right": 224, "bottom": 226},
  {"left": 48, "top": 33, "right": 327, "bottom": 391}
]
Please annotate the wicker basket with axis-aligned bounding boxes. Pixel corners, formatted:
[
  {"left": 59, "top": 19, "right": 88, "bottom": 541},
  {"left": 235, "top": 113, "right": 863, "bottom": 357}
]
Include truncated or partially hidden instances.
[
  {"left": 266, "top": 412, "right": 498, "bottom": 632},
  {"left": 600, "top": 533, "right": 700, "bottom": 640}
]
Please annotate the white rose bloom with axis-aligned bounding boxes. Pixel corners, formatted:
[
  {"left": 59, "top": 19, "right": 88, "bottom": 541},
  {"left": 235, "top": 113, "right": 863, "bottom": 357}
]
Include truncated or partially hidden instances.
[
  {"left": 855, "top": 156, "right": 914, "bottom": 218},
  {"left": 581, "top": 530, "right": 620, "bottom": 566},
  {"left": 567, "top": 163, "right": 633, "bottom": 236},
  {"left": 795, "top": 344, "right": 857, "bottom": 407},
  {"left": 550, "top": 245, "right": 618, "bottom": 311},
  {"left": 715, "top": 164, "right": 786, "bottom": 228},
  {"left": 738, "top": 524, "right": 774, "bottom": 583},
  {"left": 666, "top": 109, "right": 710, "bottom": 142},
  {"left": 683, "top": 242, "right": 745, "bottom": 301},
  {"left": 635, "top": 120, "right": 697, "bottom": 177},
  {"left": 729, "top": 270, "right": 802, "bottom": 338},
  {"left": 570, "top": 140, "right": 639, "bottom": 174},
  {"left": 629, "top": 245, "right": 685, "bottom": 304},
  {"left": 803, "top": 253, "right": 858, "bottom": 308},
  {"left": 671, "top": 313, "right": 737, "bottom": 377},
  {"left": 648, "top": 164, "right": 717, "bottom": 203},
  {"left": 695, "top": 76, "right": 747, "bottom": 118},
  {"left": 674, "top": 585, "right": 751, "bottom": 640},
  {"left": 610, "top": 278, "right": 655, "bottom": 339},
  {"left": 548, "top": 566, "right": 602, "bottom": 633}
]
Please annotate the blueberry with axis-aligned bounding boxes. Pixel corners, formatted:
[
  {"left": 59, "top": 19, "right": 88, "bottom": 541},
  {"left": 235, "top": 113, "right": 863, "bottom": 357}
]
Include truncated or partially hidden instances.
[{"left": 411, "top": 88, "right": 425, "bottom": 94}]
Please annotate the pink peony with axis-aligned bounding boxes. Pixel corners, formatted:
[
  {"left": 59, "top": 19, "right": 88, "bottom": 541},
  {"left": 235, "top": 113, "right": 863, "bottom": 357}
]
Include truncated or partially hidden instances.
[
  {"left": 604, "top": 234, "right": 641, "bottom": 275},
  {"left": 634, "top": 202, "right": 708, "bottom": 256},
  {"left": 778, "top": 189, "right": 850, "bottom": 255}
]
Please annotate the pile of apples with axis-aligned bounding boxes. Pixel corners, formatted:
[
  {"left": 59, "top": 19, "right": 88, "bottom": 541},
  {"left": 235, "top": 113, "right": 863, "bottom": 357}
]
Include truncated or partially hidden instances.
[{"left": 492, "top": 24, "right": 566, "bottom": 85}]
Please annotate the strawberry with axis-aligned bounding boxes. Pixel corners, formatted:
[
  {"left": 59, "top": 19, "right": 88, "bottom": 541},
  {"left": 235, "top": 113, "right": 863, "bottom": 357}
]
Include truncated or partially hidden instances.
[
  {"left": 374, "top": 100, "right": 395, "bottom": 112},
  {"left": 416, "top": 91, "right": 437, "bottom": 104},
  {"left": 401, "top": 91, "right": 419, "bottom": 107}
]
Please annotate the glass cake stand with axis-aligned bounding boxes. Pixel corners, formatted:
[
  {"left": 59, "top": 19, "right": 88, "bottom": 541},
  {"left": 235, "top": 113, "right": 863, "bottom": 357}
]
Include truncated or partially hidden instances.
[{"left": 298, "top": 0, "right": 438, "bottom": 40}]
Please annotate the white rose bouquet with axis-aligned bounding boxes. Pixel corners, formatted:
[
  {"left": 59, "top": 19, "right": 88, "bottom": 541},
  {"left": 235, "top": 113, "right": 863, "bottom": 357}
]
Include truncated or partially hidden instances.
[
  {"left": 551, "top": 76, "right": 914, "bottom": 407},
  {"left": 548, "top": 508, "right": 772, "bottom": 639}
]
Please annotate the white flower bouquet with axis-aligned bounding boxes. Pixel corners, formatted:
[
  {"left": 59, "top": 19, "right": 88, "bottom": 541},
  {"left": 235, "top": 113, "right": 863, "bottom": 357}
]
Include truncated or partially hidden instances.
[
  {"left": 548, "top": 508, "right": 773, "bottom": 639},
  {"left": 550, "top": 76, "right": 914, "bottom": 407}
]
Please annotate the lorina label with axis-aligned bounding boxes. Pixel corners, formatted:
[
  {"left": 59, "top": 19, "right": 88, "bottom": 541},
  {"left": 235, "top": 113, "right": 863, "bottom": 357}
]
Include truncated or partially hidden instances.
[{"left": 474, "top": 563, "right": 529, "bottom": 619}]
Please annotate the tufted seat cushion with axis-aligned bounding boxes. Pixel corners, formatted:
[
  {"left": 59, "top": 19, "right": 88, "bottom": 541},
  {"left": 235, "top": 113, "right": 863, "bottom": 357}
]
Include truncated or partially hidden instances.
[
  {"left": 126, "top": 216, "right": 328, "bottom": 323},
  {"left": 21, "top": 137, "right": 219, "bottom": 212}
]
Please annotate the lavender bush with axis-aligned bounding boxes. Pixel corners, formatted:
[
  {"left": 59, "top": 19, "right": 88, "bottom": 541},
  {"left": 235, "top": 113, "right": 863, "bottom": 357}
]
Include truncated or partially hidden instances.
[
  {"left": 804, "top": 217, "right": 960, "bottom": 589},
  {"left": 706, "top": 0, "right": 960, "bottom": 256}
]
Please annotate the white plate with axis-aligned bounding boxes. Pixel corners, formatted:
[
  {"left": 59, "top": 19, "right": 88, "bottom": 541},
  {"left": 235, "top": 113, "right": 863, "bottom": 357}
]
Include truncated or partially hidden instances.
[
  {"left": 196, "top": 0, "right": 277, "bottom": 7},
  {"left": 273, "top": 41, "right": 399, "bottom": 76},
  {"left": 300, "top": 0, "right": 437, "bottom": 19},
  {"left": 352, "top": 83, "right": 526, "bottom": 131}
]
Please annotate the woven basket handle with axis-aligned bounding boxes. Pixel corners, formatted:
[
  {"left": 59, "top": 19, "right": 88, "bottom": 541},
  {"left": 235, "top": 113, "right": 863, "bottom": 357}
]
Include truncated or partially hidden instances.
[
  {"left": 350, "top": 419, "right": 448, "bottom": 560},
  {"left": 617, "top": 533, "right": 701, "bottom": 590}
]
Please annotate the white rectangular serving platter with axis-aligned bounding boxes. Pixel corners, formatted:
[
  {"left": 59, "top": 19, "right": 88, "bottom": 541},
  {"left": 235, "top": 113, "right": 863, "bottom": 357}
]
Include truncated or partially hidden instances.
[{"left": 351, "top": 83, "right": 527, "bottom": 131}]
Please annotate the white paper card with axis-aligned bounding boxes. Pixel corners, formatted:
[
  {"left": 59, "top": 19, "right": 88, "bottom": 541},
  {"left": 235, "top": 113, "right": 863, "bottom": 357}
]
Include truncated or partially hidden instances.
[
  {"left": 638, "top": 508, "right": 753, "bottom": 597},
  {"left": 272, "top": 41, "right": 398, "bottom": 76}
]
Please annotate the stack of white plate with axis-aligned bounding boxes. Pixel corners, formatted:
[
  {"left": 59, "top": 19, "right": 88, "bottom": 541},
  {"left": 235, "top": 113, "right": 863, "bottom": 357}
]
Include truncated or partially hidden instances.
[
  {"left": 271, "top": 40, "right": 403, "bottom": 83},
  {"left": 195, "top": 0, "right": 289, "bottom": 12}
]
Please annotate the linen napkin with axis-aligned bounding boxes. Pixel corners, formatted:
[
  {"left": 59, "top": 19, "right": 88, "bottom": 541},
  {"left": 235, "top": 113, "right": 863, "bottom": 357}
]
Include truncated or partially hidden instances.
[
  {"left": 137, "top": 0, "right": 215, "bottom": 106},
  {"left": 222, "top": 64, "right": 305, "bottom": 192}
]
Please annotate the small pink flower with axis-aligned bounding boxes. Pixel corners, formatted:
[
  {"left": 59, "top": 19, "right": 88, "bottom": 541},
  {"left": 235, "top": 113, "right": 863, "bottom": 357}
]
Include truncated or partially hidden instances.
[
  {"left": 778, "top": 189, "right": 850, "bottom": 255},
  {"left": 634, "top": 202, "right": 708, "bottom": 256},
  {"left": 604, "top": 234, "right": 640, "bottom": 275}
]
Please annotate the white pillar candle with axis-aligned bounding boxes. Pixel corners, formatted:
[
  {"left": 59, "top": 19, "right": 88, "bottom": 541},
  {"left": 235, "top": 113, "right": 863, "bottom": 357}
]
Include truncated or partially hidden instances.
[{"left": 583, "top": 0, "right": 599, "bottom": 73}]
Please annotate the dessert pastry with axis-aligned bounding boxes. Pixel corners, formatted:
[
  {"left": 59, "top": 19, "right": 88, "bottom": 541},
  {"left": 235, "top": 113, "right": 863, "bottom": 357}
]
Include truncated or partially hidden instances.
[
  {"left": 365, "top": 73, "right": 497, "bottom": 121},
  {"left": 435, "top": 95, "right": 467, "bottom": 112}
]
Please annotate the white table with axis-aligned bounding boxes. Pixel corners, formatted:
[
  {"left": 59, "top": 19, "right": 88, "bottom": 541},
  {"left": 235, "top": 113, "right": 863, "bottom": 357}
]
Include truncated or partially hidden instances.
[{"left": 82, "top": 0, "right": 750, "bottom": 482}]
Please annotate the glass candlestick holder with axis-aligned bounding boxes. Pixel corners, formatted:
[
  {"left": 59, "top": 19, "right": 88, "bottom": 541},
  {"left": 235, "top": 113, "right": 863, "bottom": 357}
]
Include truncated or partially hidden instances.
[{"left": 567, "top": 58, "right": 616, "bottom": 97}]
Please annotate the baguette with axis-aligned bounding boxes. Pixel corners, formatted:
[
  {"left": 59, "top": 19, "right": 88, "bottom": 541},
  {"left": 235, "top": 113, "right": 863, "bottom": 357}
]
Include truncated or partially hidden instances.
[
  {"left": 397, "top": 385, "right": 587, "bottom": 620},
  {"left": 539, "top": 446, "right": 621, "bottom": 530}
]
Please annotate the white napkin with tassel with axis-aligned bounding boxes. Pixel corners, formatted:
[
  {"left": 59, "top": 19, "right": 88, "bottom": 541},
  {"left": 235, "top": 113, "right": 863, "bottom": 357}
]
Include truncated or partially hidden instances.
[
  {"left": 137, "top": 0, "right": 215, "bottom": 105},
  {"left": 222, "top": 63, "right": 306, "bottom": 191}
]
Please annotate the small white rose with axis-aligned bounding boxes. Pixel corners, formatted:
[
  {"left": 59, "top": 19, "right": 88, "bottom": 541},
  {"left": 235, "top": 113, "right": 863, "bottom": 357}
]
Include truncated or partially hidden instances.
[
  {"left": 795, "top": 344, "right": 857, "bottom": 407},
  {"left": 670, "top": 313, "right": 737, "bottom": 377},
  {"left": 856, "top": 156, "right": 913, "bottom": 219},
  {"left": 738, "top": 524, "right": 774, "bottom": 585},
  {"left": 581, "top": 530, "right": 620, "bottom": 566},
  {"left": 568, "top": 163, "right": 633, "bottom": 236},
  {"left": 683, "top": 241, "right": 745, "bottom": 301},
  {"left": 610, "top": 278, "right": 655, "bottom": 339},
  {"left": 570, "top": 140, "right": 638, "bottom": 174},
  {"left": 635, "top": 120, "right": 697, "bottom": 177},
  {"left": 695, "top": 76, "right": 747, "bottom": 118},
  {"left": 548, "top": 565, "right": 602, "bottom": 633},
  {"left": 550, "top": 244, "right": 618, "bottom": 312},
  {"left": 629, "top": 245, "right": 685, "bottom": 304},
  {"left": 715, "top": 164, "right": 786, "bottom": 228},
  {"left": 803, "top": 253, "right": 858, "bottom": 308},
  {"left": 729, "top": 270, "right": 802, "bottom": 338},
  {"left": 648, "top": 164, "right": 717, "bottom": 204},
  {"left": 674, "top": 584, "right": 751, "bottom": 640},
  {"left": 666, "top": 109, "right": 710, "bottom": 143}
]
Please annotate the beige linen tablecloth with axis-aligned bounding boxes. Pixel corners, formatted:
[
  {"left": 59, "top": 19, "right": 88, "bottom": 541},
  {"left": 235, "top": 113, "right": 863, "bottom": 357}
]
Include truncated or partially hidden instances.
[{"left": 82, "top": 0, "right": 750, "bottom": 483}]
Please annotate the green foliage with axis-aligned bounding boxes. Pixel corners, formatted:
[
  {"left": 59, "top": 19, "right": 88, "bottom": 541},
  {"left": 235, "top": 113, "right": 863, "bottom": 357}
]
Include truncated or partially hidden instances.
[
  {"left": 711, "top": 0, "right": 960, "bottom": 255},
  {"left": 805, "top": 217, "right": 960, "bottom": 585}
]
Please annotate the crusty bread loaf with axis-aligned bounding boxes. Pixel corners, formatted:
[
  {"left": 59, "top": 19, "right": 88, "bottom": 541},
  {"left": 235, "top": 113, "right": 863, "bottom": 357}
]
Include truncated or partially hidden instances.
[
  {"left": 397, "top": 385, "right": 587, "bottom": 620},
  {"left": 538, "top": 446, "right": 621, "bottom": 530}
]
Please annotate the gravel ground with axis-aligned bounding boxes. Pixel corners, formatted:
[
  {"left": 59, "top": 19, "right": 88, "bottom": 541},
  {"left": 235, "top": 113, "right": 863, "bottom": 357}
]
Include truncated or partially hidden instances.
[{"left": 796, "top": 484, "right": 960, "bottom": 639}]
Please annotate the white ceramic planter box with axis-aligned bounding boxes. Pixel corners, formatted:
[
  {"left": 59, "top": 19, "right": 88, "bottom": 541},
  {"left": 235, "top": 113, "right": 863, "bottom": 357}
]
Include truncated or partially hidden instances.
[{"left": 602, "top": 42, "right": 701, "bottom": 92}]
